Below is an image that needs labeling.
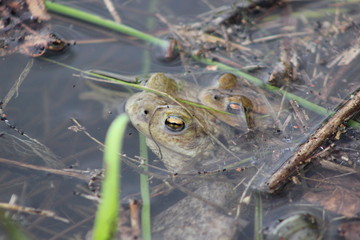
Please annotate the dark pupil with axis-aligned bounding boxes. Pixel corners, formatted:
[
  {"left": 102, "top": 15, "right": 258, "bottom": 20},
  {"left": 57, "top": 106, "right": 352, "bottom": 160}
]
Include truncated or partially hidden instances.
[
  {"left": 226, "top": 102, "right": 242, "bottom": 115},
  {"left": 165, "top": 116, "right": 185, "bottom": 132}
]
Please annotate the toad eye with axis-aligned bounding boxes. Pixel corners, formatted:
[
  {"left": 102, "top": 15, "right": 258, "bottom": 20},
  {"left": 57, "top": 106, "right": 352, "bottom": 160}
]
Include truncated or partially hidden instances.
[
  {"left": 213, "top": 94, "right": 221, "bottom": 101},
  {"left": 226, "top": 102, "right": 242, "bottom": 115},
  {"left": 165, "top": 115, "right": 185, "bottom": 132}
]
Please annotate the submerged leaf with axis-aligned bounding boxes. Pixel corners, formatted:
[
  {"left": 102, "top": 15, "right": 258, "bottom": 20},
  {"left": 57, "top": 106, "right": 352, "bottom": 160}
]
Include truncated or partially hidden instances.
[{"left": 304, "top": 170, "right": 360, "bottom": 218}]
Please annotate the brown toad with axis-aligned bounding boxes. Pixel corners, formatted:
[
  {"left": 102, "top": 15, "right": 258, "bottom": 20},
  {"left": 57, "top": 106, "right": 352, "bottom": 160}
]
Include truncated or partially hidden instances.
[
  {"left": 125, "top": 72, "right": 235, "bottom": 173},
  {"left": 199, "top": 73, "right": 279, "bottom": 131}
]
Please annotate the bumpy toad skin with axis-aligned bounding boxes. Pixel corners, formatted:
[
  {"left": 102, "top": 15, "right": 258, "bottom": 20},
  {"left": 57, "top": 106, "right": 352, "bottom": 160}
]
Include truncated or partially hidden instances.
[
  {"left": 199, "top": 73, "right": 273, "bottom": 130},
  {"left": 125, "top": 73, "right": 233, "bottom": 173}
]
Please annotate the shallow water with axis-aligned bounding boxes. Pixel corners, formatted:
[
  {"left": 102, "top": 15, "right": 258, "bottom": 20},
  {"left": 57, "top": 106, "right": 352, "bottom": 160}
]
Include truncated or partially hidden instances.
[{"left": 0, "top": 0, "right": 359, "bottom": 239}]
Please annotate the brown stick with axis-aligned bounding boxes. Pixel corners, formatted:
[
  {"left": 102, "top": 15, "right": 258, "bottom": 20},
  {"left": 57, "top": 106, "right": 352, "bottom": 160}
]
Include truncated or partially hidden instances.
[{"left": 265, "top": 90, "right": 360, "bottom": 192}]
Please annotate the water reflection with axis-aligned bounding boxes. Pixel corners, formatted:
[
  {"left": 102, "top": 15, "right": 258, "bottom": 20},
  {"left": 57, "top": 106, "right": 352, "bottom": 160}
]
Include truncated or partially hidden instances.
[{"left": 0, "top": 0, "right": 359, "bottom": 239}]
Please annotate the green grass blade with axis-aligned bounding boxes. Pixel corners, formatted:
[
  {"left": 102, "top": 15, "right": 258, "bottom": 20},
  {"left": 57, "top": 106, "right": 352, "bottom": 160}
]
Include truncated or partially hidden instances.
[
  {"left": 44, "top": 1, "right": 169, "bottom": 48},
  {"left": 139, "top": 134, "right": 151, "bottom": 240},
  {"left": 0, "top": 211, "right": 29, "bottom": 240},
  {"left": 41, "top": 57, "right": 232, "bottom": 116},
  {"left": 254, "top": 192, "right": 263, "bottom": 240},
  {"left": 137, "top": 0, "right": 160, "bottom": 236},
  {"left": 93, "top": 114, "right": 129, "bottom": 240}
]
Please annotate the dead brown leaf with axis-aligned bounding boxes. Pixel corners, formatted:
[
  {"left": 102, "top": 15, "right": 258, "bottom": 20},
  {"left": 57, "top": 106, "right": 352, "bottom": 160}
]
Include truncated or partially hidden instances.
[
  {"left": 303, "top": 170, "right": 360, "bottom": 218},
  {"left": 338, "top": 221, "right": 360, "bottom": 240},
  {"left": 25, "top": 0, "right": 50, "bottom": 21}
]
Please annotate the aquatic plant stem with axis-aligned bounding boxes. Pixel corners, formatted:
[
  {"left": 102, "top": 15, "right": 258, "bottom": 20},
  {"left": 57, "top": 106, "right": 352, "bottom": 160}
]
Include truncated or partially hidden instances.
[
  {"left": 41, "top": 57, "right": 231, "bottom": 116},
  {"left": 138, "top": 0, "right": 159, "bottom": 238},
  {"left": 44, "top": 1, "right": 168, "bottom": 48},
  {"left": 139, "top": 134, "right": 151, "bottom": 240},
  {"left": 43, "top": 3, "right": 360, "bottom": 128},
  {"left": 0, "top": 211, "right": 29, "bottom": 240},
  {"left": 254, "top": 192, "right": 263, "bottom": 240},
  {"left": 93, "top": 114, "right": 129, "bottom": 240}
]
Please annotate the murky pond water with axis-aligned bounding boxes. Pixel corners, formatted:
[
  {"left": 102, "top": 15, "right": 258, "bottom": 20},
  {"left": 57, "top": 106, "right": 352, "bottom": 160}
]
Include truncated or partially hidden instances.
[{"left": 1, "top": 0, "right": 360, "bottom": 239}]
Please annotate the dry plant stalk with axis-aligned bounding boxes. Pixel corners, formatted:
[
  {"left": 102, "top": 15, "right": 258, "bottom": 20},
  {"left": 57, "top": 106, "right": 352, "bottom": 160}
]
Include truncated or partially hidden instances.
[
  {"left": 1, "top": 59, "right": 33, "bottom": 108},
  {"left": 0, "top": 202, "right": 68, "bottom": 223},
  {"left": 0, "top": 157, "right": 90, "bottom": 181},
  {"left": 103, "top": 0, "right": 122, "bottom": 23},
  {"left": 129, "top": 200, "right": 141, "bottom": 238}
]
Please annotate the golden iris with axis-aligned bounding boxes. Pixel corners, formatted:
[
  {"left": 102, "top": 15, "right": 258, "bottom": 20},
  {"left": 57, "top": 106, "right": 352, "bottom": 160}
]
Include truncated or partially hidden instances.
[{"left": 165, "top": 115, "right": 185, "bottom": 132}]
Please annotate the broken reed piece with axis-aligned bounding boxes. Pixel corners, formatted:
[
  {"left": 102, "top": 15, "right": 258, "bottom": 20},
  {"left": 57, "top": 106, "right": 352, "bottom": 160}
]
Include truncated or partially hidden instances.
[{"left": 265, "top": 90, "right": 360, "bottom": 192}]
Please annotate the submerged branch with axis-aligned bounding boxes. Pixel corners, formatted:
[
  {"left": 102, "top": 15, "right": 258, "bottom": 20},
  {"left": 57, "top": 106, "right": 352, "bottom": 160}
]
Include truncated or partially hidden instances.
[{"left": 265, "top": 90, "right": 360, "bottom": 192}]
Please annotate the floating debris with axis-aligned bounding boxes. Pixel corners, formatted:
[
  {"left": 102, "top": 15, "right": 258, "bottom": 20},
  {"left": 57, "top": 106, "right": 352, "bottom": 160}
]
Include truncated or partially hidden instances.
[{"left": 0, "top": 0, "right": 68, "bottom": 57}]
